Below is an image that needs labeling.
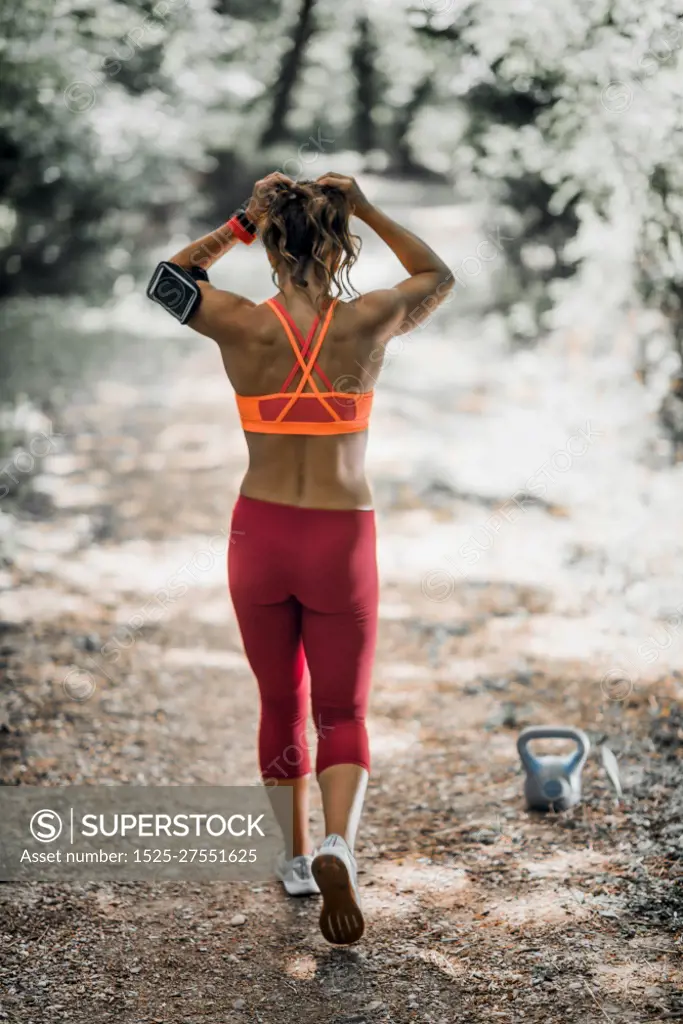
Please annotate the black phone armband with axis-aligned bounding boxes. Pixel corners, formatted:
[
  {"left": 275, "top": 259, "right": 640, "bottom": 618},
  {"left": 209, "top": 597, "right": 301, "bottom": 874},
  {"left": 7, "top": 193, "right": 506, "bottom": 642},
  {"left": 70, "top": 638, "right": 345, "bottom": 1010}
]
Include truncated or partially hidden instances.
[{"left": 146, "top": 261, "right": 209, "bottom": 324}]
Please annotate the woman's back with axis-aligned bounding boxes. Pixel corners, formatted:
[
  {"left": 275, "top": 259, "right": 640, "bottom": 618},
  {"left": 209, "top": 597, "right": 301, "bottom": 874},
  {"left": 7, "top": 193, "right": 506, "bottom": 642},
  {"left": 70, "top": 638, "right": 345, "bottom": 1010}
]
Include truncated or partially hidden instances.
[
  {"left": 214, "top": 292, "right": 386, "bottom": 509},
  {"left": 221, "top": 294, "right": 379, "bottom": 398},
  {"left": 167, "top": 171, "right": 453, "bottom": 509}
]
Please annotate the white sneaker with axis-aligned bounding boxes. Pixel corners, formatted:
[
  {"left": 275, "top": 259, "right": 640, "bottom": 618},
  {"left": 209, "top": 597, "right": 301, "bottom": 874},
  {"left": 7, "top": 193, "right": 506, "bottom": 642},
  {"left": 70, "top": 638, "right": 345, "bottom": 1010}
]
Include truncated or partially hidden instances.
[
  {"left": 275, "top": 852, "right": 320, "bottom": 897},
  {"left": 311, "top": 834, "right": 365, "bottom": 945}
]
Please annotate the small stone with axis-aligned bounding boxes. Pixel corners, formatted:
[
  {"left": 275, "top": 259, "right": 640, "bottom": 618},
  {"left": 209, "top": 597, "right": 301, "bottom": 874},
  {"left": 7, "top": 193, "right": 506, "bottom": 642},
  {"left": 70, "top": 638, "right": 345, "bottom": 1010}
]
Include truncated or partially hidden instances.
[
  {"left": 229, "top": 913, "right": 247, "bottom": 926},
  {"left": 233, "top": 998, "right": 246, "bottom": 1010},
  {"left": 75, "top": 633, "right": 101, "bottom": 652}
]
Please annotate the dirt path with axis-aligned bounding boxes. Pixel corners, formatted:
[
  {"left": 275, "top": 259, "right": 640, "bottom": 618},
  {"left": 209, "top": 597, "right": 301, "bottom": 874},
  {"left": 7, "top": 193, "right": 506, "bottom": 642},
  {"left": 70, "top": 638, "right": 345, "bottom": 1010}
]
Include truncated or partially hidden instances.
[{"left": 1, "top": 204, "right": 682, "bottom": 1022}]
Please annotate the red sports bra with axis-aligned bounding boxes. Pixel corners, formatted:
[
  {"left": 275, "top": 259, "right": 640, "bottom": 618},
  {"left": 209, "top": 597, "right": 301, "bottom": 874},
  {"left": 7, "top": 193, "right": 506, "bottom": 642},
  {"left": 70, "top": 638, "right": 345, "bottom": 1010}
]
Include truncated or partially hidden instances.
[{"left": 235, "top": 298, "right": 374, "bottom": 436}]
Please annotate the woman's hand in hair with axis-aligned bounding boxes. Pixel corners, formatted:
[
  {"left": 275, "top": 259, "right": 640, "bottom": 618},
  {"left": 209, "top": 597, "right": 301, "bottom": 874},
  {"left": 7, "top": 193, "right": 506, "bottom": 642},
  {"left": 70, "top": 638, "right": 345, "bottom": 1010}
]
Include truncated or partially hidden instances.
[
  {"left": 315, "top": 173, "right": 371, "bottom": 218},
  {"left": 245, "top": 172, "right": 293, "bottom": 227}
]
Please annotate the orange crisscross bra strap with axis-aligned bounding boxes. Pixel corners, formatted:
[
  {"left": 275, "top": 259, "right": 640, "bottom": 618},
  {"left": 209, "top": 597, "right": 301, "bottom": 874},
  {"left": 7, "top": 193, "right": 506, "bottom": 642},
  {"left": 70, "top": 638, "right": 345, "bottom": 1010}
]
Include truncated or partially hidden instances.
[
  {"left": 234, "top": 297, "right": 374, "bottom": 435},
  {"left": 265, "top": 298, "right": 341, "bottom": 422}
]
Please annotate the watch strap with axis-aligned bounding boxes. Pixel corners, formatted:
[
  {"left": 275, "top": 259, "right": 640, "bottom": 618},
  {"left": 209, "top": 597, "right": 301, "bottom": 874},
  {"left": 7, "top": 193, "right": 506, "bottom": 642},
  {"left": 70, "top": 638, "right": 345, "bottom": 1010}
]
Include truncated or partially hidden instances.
[{"left": 226, "top": 208, "right": 257, "bottom": 245}]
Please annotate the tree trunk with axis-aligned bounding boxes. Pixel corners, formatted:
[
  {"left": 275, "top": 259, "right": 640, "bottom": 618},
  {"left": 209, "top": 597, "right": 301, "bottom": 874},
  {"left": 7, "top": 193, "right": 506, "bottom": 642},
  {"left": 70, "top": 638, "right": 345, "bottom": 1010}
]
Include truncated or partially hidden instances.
[
  {"left": 350, "top": 16, "right": 379, "bottom": 154},
  {"left": 260, "top": 0, "right": 317, "bottom": 147}
]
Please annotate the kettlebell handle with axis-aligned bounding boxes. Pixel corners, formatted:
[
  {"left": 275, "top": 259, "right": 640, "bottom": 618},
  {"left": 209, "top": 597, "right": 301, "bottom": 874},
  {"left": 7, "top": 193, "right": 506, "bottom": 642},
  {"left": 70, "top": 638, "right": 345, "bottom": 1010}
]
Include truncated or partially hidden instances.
[{"left": 517, "top": 726, "right": 590, "bottom": 774}]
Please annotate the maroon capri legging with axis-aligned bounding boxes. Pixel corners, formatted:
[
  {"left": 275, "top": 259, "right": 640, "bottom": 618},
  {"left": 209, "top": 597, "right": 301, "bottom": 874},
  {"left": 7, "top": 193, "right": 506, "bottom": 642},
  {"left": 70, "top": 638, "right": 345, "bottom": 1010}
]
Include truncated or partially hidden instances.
[{"left": 227, "top": 494, "right": 378, "bottom": 779}]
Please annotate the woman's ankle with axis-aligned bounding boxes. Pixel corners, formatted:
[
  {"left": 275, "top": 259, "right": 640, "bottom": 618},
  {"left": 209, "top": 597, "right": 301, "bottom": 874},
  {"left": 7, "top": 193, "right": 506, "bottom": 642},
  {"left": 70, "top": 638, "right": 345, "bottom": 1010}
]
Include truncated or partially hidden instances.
[{"left": 290, "top": 840, "right": 313, "bottom": 858}]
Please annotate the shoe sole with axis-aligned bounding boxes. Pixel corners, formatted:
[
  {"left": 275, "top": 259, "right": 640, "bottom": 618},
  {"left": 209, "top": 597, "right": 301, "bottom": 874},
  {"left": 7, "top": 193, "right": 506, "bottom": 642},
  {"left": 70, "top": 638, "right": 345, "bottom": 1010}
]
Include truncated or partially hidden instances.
[{"left": 311, "top": 852, "right": 365, "bottom": 945}]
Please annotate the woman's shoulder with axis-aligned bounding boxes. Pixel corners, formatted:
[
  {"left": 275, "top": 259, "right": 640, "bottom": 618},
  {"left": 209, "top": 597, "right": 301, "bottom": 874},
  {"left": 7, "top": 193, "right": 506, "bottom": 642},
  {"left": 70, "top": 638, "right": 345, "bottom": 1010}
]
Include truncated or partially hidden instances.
[{"left": 341, "top": 289, "right": 404, "bottom": 332}]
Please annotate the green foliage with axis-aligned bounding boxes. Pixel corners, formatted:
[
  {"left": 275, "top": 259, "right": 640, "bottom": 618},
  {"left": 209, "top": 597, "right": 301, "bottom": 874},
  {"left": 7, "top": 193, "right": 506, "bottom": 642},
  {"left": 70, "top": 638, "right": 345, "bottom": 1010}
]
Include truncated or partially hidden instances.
[
  {"left": 419, "top": 0, "right": 683, "bottom": 358},
  {"left": 0, "top": 0, "right": 210, "bottom": 300}
]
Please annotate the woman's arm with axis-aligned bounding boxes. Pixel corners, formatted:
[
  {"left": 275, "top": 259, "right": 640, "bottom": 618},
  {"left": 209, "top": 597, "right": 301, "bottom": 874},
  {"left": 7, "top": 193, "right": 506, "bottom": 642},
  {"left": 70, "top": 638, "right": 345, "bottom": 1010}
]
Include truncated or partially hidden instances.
[
  {"left": 359, "top": 203, "right": 453, "bottom": 293},
  {"left": 317, "top": 172, "right": 454, "bottom": 338},
  {"left": 168, "top": 222, "right": 241, "bottom": 275},
  {"left": 166, "top": 172, "right": 292, "bottom": 341},
  {"left": 167, "top": 221, "right": 254, "bottom": 342},
  {"left": 167, "top": 230, "right": 254, "bottom": 342}
]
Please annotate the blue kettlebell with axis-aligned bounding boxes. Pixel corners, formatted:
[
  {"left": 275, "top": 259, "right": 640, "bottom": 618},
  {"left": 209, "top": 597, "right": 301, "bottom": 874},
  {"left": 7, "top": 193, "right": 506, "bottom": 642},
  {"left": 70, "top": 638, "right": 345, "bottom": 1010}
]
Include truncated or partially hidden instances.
[{"left": 517, "top": 726, "right": 590, "bottom": 812}]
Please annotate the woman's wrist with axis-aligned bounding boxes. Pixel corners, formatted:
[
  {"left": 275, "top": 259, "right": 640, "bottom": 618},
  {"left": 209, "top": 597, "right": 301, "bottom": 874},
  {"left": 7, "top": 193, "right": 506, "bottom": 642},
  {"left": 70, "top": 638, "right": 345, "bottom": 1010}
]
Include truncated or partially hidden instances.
[
  {"left": 354, "top": 198, "right": 377, "bottom": 224},
  {"left": 243, "top": 198, "right": 262, "bottom": 226},
  {"left": 352, "top": 197, "right": 374, "bottom": 222},
  {"left": 244, "top": 188, "right": 270, "bottom": 229}
]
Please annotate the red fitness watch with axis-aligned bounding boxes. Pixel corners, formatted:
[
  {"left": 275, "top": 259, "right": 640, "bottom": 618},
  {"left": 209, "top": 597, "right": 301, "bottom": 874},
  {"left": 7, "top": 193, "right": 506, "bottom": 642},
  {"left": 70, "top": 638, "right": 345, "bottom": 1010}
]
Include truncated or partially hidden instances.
[{"left": 226, "top": 206, "right": 258, "bottom": 245}]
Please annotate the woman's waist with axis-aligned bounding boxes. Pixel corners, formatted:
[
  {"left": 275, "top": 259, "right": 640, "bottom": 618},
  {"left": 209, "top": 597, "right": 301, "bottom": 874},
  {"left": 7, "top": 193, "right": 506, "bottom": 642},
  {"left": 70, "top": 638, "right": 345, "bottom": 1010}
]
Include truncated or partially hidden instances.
[
  {"left": 241, "top": 431, "right": 371, "bottom": 509},
  {"left": 235, "top": 487, "right": 375, "bottom": 513},
  {"left": 239, "top": 473, "right": 373, "bottom": 511}
]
